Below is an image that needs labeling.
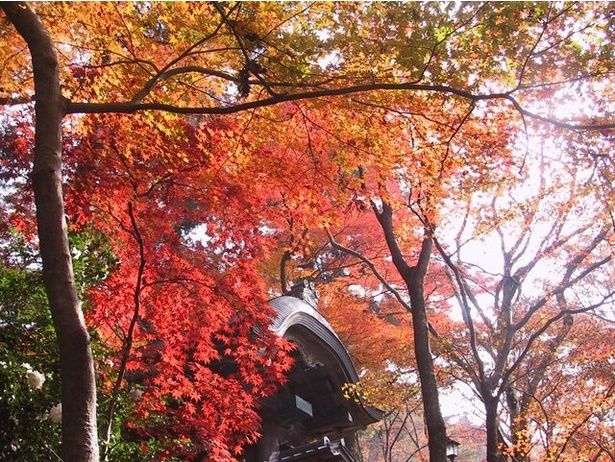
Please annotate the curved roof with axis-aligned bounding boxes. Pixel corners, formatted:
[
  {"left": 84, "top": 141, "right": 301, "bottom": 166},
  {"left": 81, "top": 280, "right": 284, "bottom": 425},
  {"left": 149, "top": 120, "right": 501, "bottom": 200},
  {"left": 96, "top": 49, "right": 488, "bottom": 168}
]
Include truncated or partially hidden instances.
[
  {"left": 269, "top": 295, "right": 360, "bottom": 384},
  {"left": 269, "top": 293, "right": 382, "bottom": 429}
]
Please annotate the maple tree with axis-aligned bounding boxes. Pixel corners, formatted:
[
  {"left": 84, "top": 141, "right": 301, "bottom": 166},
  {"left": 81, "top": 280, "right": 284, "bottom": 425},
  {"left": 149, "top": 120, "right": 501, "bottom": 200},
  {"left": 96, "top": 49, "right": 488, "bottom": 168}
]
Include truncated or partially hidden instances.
[
  {"left": 309, "top": 100, "right": 519, "bottom": 460},
  {"left": 305, "top": 119, "right": 615, "bottom": 461},
  {"left": 1, "top": 2, "right": 615, "bottom": 461}
]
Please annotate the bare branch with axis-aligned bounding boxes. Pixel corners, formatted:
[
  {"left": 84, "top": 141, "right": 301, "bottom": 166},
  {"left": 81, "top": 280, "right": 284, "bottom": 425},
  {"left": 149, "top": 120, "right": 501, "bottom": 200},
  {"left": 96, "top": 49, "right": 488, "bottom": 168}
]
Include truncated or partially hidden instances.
[
  {"left": 432, "top": 235, "right": 488, "bottom": 386},
  {"left": 0, "top": 95, "right": 32, "bottom": 106},
  {"left": 513, "top": 229, "right": 612, "bottom": 331},
  {"left": 503, "top": 291, "right": 615, "bottom": 391}
]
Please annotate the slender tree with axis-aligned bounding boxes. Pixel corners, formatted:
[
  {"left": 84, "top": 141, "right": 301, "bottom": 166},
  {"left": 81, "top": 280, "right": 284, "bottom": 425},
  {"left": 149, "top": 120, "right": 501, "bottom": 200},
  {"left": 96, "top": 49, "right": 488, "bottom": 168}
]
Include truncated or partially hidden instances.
[{"left": 1, "top": 4, "right": 99, "bottom": 460}]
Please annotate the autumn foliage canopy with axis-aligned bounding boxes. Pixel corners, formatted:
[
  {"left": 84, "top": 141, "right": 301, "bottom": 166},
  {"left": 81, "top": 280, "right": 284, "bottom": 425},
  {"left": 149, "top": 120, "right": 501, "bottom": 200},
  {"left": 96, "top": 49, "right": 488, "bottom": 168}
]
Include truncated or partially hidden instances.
[{"left": 1, "top": 2, "right": 614, "bottom": 461}]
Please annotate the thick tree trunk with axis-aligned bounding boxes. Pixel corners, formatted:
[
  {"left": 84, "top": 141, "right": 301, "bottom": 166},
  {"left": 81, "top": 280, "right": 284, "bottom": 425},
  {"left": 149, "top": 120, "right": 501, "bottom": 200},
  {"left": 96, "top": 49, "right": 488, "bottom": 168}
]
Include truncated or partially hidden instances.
[
  {"left": 374, "top": 201, "right": 448, "bottom": 461},
  {"left": 406, "top": 238, "right": 448, "bottom": 462},
  {"left": 485, "top": 397, "right": 504, "bottom": 462},
  {"left": 2, "top": 3, "right": 100, "bottom": 462}
]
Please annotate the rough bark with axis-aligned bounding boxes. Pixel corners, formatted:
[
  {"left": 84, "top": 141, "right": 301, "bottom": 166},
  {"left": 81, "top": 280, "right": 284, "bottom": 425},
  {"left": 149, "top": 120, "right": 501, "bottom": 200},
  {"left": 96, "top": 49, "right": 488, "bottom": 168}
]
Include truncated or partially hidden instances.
[
  {"left": 484, "top": 396, "right": 504, "bottom": 462},
  {"left": 1, "top": 3, "right": 100, "bottom": 461}
]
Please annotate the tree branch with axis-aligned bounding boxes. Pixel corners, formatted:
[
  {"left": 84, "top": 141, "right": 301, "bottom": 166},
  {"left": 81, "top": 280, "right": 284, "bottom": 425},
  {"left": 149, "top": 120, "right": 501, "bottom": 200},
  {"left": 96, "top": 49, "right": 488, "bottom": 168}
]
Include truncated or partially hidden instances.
[
  {"left": 101, "top": 201, "right": 147, "bottom": 461},
  {"left": 130, "top": 10, "right": 228, "bottom": 104},
  {"left": 433, "top": 235, "right": 488, "bottom": 387},
  {"left": 502, "top": 291, "right": 615, "bottom": 391},
  {"left": 0, "top": 95, "right": 32, "bottom": 106},
  {"left": 371, "top": 200, "right": 413, "bottom": 279},
  {"left": 65, "top": 82, "right": 615, "bottom": 132},
  {"left": 326, "top": 228, "right": 412, "bottom": 313},
  {"left": 513, "top": 230, "right": 611, "bottom": 331}
]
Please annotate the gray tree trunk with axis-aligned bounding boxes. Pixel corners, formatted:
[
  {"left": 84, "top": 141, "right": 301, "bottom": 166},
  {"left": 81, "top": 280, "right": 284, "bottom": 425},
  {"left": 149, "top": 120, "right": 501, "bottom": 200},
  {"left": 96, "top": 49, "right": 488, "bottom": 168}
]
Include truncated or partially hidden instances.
[
  {"left": 1, "top": 3, "right": 100, "bottom": 461},
  {"left": 375, "top": 203, "right": 448, "bottom": 461},
  {"left": 406, "top": 238, "right": 448, "bottom": 462}
]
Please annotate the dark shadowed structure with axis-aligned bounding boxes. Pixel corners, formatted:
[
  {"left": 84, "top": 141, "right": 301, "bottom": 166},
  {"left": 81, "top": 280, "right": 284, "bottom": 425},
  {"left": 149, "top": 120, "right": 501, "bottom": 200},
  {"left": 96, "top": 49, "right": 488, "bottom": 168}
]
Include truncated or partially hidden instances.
[{"left": 245, "top": 281, "right": 382, "bottom": 462}]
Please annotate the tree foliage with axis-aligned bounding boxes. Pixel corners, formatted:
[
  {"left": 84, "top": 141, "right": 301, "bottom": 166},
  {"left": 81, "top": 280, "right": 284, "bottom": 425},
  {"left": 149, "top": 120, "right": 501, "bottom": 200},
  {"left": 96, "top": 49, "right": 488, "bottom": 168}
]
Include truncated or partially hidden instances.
[
  {"left": 1, "top": 2, "right": 614, "bottom": 461},
  {"left": 429, "top": 144, "right": 615, "bottom": 461}
]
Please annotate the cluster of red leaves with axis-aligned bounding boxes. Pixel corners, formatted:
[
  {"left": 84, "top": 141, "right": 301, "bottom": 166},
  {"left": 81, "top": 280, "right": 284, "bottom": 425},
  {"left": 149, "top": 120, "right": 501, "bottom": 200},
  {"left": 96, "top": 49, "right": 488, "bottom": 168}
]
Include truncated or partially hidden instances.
[
  {"left": 1, "top": 100, "right": 360, "bottom": 459},
  {"left": 0, "top": 121, "right": 36, "bottom": 240},
  {"left": 59, "top": 113, "right": 299, "bottom": 459}
]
